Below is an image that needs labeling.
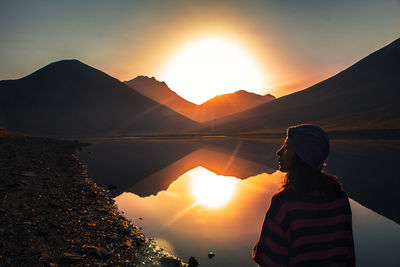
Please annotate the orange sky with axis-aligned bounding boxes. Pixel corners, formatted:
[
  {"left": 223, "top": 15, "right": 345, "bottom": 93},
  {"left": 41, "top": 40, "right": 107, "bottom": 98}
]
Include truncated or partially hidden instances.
[
  {"left": 105, "top": 4, "right": 355, "bottom": 100},
  {"left": 1, "top": 1, "right": 399, "bottom": 103}
]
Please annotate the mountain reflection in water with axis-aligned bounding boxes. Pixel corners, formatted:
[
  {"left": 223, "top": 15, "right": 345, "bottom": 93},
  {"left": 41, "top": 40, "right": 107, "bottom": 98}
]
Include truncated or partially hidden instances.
[
  {"left": 78, "top": 138, "right": 400, "bottom": 266},
  {"left": 116, "top": 170, "right": 282, "bottom": 267},
  {"left": 116, "top": 168, "right": 400, "bottom": 267},
  {"left": 130, "top": 148, "right": 273, "bottom": 197}
]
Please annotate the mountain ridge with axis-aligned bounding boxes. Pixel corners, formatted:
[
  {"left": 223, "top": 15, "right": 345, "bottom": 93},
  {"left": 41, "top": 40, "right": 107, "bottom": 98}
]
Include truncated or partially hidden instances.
[
  {"left": 199, "top": 37, "right": 400, "bottom": 133},
  {"left": 0, "top": 59, "right": 198, "bottom": 137},
  {"left": 125, "top": 76, "right": 275, "bottom": 122},
  {"left": 1, "top": 37, "right": 399, "bottom": 137}
]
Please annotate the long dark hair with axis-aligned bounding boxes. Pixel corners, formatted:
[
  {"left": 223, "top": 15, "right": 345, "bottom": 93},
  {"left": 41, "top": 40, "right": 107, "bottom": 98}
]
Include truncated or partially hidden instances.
[{"left": 283, "top": 153, "right": 342, "bottom": 195}]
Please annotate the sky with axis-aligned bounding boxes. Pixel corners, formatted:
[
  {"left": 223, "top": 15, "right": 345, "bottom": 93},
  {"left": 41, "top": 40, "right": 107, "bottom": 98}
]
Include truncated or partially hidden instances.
[{"left": 1, "top": 0, "right": 399, "bottom": 103}]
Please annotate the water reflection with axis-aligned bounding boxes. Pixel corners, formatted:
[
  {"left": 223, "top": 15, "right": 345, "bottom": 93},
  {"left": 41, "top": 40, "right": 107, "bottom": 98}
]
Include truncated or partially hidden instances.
[
  {"left": 78, "top": 139, "right": 200, "bottom": 197},
  {"left": 116, "top": 169, "right": 283, "bottom": 267},
  {"left": 350, "top": 200, "right": 400, "bottom": 267},
  {"left": 78, "top": 138, "right": 400, "bottom": 266},
  {"left": 79, "top": 138, "right": 400, "bottom": 224},
  {"left": 189, "top": 167, "right": 238, "bottom": 208},
  {"left": 129, "top": 149, "right": 271, "bottom": 197},
  {"left": 116, "top": 167, "right": 400, "bottom": 267},
  {"left": 327, "top": 139, "right": 400, "bottom": 223}
]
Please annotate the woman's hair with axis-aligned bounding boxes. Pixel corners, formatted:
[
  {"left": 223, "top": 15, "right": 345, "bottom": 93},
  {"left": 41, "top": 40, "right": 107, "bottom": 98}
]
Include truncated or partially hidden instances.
[{"left": 282, "top": 153, "right": 342, "bottom": 195}]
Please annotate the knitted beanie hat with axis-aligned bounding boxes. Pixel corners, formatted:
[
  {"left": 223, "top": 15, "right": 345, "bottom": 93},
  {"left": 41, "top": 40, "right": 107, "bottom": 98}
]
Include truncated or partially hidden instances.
[{"left": 286, "top": 124, "right": 330, "bottom": 170}]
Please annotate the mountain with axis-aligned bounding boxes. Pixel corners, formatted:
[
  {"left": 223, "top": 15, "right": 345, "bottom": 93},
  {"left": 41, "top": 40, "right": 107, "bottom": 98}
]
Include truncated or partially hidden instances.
[
  {"left": 198, "top": 90, "right": 275, "bottom": 121},
  {"left": 125, "top": 76, "right": 275, "bottom": 122},
  {"left": 125, "top": 76, "right": 198, "bottom": 118},
  {"left": 201, "top": 37, "right": 400, "bottom": 134},
  {"left": 0, "top": 60, "right": 197, "bottom": 137}
]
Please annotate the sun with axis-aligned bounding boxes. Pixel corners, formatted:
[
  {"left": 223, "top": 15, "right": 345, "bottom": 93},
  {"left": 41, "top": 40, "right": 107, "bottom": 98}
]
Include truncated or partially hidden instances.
[
  {"left": 160, "top": 37, "right": 267, "bottom": 104},
  {"left": 188, "top": 167, "right": 238, "bottom": 208}
]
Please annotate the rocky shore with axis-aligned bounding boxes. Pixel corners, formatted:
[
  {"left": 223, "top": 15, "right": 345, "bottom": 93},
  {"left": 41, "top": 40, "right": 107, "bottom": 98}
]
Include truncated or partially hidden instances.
[{"left": 0, "top": 136, "right": 182, "bottom": 266}]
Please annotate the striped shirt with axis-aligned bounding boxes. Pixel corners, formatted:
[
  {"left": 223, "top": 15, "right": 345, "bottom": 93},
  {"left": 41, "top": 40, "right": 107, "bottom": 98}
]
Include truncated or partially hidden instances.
[{"left": 253, "top": 189, "right": 355, "bottom": 267}]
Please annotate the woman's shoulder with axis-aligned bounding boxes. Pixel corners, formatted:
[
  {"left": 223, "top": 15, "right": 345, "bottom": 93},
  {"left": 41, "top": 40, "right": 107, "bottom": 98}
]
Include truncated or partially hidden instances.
[
  {"left": 273, "top": 188, "right": 349, "bottom": 203},
  {"left": 272, "top": 188, "right": 289, "bottom": 200},
  {"left": 271, "top": 188, "right": 296, "bottom": 204}
]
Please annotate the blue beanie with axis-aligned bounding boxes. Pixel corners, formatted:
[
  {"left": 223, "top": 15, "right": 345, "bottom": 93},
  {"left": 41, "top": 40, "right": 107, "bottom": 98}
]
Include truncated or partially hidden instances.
[{"left": 286, "top": 124, "right": 330, "bottom": 170}]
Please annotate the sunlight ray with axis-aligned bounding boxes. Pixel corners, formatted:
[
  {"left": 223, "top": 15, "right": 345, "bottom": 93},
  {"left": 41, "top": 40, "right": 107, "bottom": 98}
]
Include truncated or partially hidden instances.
[
  {"left": 161, "top": 202, "right": 200, "bottom": 229},
  {"left": 223, "top": 141, "right": 242, "bottom": 174}
]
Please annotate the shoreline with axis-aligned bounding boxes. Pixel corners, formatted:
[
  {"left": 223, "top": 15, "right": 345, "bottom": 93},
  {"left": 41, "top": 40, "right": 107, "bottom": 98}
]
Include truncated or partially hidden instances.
[
  {"left": 38, "top": 127, "right": 400, "bottom": 141},
  {"left": 0, "top": 136, "right": 182, "bottom": 266}
]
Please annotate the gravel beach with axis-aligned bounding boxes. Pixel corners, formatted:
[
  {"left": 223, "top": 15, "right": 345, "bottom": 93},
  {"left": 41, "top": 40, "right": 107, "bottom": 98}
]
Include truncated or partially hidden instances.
[{"left": 0, "top": 136, "right": 182, "bottom": 266}]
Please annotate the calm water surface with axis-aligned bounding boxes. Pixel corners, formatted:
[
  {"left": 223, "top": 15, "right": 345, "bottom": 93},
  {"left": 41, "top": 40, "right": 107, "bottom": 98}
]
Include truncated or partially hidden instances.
[{"left": 79, "top": 138, "right": 400, "bottom": 267}]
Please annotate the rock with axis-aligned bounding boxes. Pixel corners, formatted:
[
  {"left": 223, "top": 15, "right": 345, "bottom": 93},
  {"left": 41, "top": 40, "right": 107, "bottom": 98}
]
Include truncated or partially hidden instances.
[
  {"left": 47, "top": 202, "right": 61, "bottom": 209},
  {"left": 107, "top": 184, "right": 117, "bottom": 190},
  {"left": 20, "top": 179, "right": 29, "bottom": 185},
  {"left": 62, "top": 252, "right": 82, "bottom": 261},
  {"left": 160, "top": 257, "right": 181, "bottom": 267},
  {"left": 135, "top": 237, "right": 146, "bottom": 246},
  {"left": 5, "top": 182, "right": 21, "bottom": 188},
  {"left": 49, "top": 222, "right": 63, "bottom": 229},
  {"left": 39, "top": 251, "right": 52, "bottom": 261},
  {"left": 21, "top": 171, "right": 37, "bottom": 177},
  {"left": 86, "top": 246, "right": 112, "bottom": 259},
  {"left": 0, "top": 137, "right": 156, "bottom": 266},
  {"left": 120, "top": 239, "right": 132, "bottom": 247},
  {"left": 188, "top": 256, "right": 199, "bottom": 267},
  {"left": 95, "top": 208, "right": 109, "bottom": 214}
]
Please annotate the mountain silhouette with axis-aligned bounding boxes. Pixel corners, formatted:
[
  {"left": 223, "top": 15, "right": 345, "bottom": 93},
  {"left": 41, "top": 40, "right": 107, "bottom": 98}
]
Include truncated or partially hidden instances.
[
  {"left": 128, "top": 148, "right": 272, "bottom": 197},
  {"left": 78, "top": 138, "right": 279, "bottom": 198},
  {"left": 125, "top": 76, "right": 275, "bottom": 122},
  {"left": 0, "top": 60, "right": 197, "bottom": 137},
  {"left": 201, "top": 37, "right": 400, "bottom": 134}
]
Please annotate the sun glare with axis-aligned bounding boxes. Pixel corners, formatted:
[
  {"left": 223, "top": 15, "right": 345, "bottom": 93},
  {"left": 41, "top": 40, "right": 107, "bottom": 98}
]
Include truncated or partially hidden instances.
[
  {"left": 188, "top": 167, "right": 238, "bottom": 208},
  {"left": 160, "top": 37, "right": 267, "bottom": 104}
]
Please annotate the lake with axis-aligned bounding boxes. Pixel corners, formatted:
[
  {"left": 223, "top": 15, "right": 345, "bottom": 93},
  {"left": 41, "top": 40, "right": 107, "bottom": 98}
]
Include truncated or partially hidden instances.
[{"left": 78, "top": 137, "right": 400, "bottom": 267}]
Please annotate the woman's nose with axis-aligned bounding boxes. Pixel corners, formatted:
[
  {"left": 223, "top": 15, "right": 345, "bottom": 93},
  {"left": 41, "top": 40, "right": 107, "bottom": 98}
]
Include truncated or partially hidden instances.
[{"left": 276, "top": 147, "right": 282, "bottom": 156}]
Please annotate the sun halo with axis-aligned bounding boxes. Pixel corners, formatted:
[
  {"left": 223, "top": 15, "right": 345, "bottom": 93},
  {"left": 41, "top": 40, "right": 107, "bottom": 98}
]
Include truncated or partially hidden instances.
[
  {"left": 188, "top": 167, "right": 238, "bottom": 209},
  {"left": 160, "top": 37, "right": 267, "bottom": 104}
]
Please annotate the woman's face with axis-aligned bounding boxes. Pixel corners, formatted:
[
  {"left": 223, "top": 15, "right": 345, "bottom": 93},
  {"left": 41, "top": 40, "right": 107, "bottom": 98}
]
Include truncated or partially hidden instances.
[{"left": 276, "top": 139, "right": 295, "bottom": 172}]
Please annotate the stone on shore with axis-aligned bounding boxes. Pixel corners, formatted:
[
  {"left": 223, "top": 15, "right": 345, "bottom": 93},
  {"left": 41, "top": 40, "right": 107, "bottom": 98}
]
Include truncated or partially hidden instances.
[{"left": 0, "top": 136, "right": 182, "bottom": 266}]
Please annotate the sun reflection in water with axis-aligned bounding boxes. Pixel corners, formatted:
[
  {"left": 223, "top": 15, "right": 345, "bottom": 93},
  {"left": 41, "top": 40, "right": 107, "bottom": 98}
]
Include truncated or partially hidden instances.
[
  {"left": 188, "top": 167, "right": 238, "bottom": 208},
  {"left": 114, "top": 167, "right": 285, "bottom": 266}
]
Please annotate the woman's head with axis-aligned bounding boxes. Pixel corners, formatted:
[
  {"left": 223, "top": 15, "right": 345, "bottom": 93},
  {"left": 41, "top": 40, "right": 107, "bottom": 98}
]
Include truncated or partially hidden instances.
[
  {"left": 277, "top": 124, "right": 330, "bottom": 172},
  {"left": 276, "top": 124, "right": 341, "bottom": 194}
]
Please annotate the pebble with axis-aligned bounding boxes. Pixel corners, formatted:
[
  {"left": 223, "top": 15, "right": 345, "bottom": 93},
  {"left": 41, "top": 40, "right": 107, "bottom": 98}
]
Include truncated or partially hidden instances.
[{"left": 0, "top": 137, "right": 147, "bottom": 265}]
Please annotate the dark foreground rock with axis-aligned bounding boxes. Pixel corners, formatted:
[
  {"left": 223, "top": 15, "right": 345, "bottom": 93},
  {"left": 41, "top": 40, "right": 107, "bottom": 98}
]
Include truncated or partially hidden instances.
[{"left": 0, "top": 137, "right": 182, "bottom": 266}]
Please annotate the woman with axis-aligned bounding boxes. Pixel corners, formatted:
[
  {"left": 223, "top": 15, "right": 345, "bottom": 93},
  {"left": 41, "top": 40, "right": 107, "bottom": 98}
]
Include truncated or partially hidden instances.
[{"left": 253, "top": 124, "right": 355, "bottom": 267}]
